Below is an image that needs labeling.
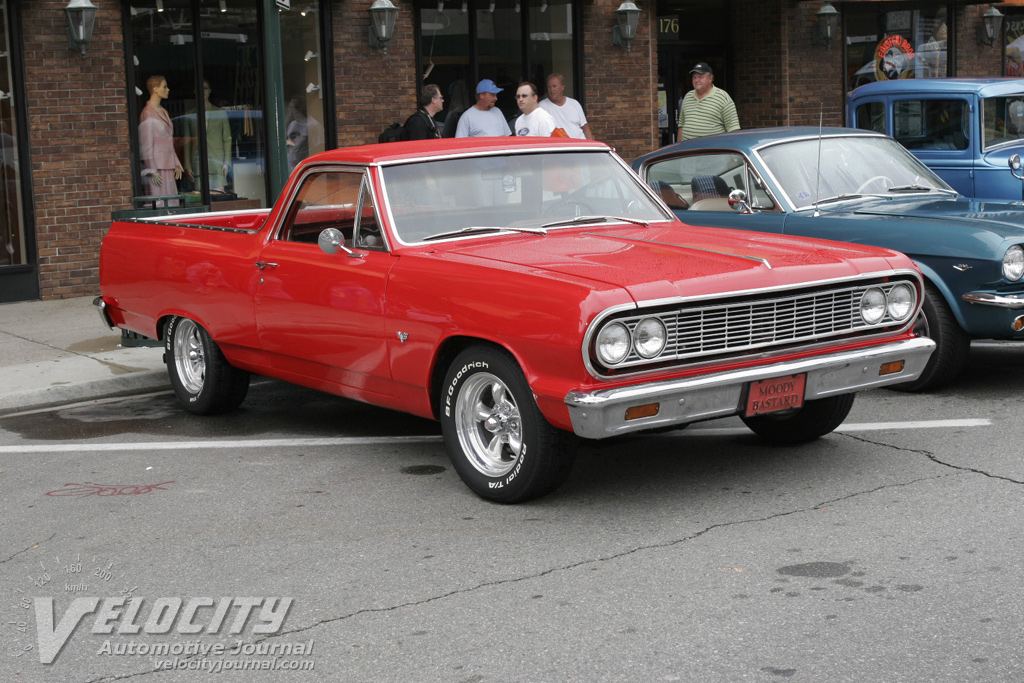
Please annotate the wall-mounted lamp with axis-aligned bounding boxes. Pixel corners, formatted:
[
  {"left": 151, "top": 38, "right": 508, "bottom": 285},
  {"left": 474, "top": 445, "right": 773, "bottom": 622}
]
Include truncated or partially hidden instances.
[
  {"left": 304, "top": 50, "right": 318, "bottom": 61},
  {"left": 978, "top": 3, "right": 1004, "bottom": 47},
  {"left": 611, "top": 1, "right": 640, "bottom": 52},
  {"left": 64, "top": 0, "right": 97, "bottom": 58},
  {"left": 219, "top": 0, "right": 227, "bottom": 11},
  {"left": 461, "top": 0, "right": 467, "bottom": 13},
  {"left": 514, "top": 0, "right": 520, "bottom": 13},
  {"left": 811, "top": 1, "right": 840, "bottom": 49},
  {"left": 156, "top": 0, "right": 164, "bottom": 12},
  {"left": 488, "top": 0, "right": 494, "bottom": 12},
  {"left": 368, "top": 0, "right": 398, "bottom": 55}
]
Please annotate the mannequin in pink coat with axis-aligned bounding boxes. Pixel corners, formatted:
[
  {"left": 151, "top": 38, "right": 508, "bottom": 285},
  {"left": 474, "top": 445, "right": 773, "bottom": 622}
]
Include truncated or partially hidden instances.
[{"left": 139, "top": 75, "right": 183, "bottom": 205}]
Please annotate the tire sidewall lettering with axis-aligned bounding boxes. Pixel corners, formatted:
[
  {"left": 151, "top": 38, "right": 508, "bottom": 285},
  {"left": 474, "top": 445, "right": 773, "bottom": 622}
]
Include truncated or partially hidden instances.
[{"left": 443, "top": 360, "right": 488, "bottom": 417}]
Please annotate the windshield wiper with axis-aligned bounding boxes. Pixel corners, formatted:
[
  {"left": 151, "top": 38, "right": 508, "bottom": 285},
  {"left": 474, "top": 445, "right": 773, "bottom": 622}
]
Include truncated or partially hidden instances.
[
  {"left": 887, "top": 184, "right": 957, "bottom": 195},
  {"left": 422, "top": 225, "right": 548, "bottom": 242},
  {"left": 813, "top": 193, "right": 864, "bottom": 206},
  {"left": 541, "top": 215, "right": 650, "bottom": 229}
]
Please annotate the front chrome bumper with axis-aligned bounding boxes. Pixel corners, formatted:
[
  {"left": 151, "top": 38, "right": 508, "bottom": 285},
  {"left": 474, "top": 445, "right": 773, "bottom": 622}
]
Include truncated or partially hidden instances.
[
  {"left": 564, "top": 337, "right": 935, "bottom": 440},
  {"left": 962, "top": 291, "right": 1024, "bottom": 309}
]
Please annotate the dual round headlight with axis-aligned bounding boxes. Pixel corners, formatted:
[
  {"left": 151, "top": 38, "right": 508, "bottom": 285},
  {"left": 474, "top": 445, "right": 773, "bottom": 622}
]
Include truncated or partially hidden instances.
[
  {"left": 859, "top": 283, "right": 915, "bottom": 325},
  {"left": 596, "top": 317, "right": 667, "bottom": 365},
  {"left": 1003, "top": 245, "right": 1024, "bottom": 282}
]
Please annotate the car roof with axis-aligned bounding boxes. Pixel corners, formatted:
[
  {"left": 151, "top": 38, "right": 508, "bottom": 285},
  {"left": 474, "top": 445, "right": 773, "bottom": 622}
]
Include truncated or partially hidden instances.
[
  {"left": 633, "top": 127, "right": 887, "bottom": 163},
  {"left": 848, "top": 77, "right": 1024, "bottom": 100},
  {"left": 298, "top": 137, "right": 610, "bottom": 167}
]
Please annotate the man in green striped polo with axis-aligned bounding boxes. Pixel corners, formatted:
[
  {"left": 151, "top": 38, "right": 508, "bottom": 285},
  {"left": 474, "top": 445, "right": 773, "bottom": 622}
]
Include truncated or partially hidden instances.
[{"left": 676, "top": 62, "right": 740, "bottom": 141}]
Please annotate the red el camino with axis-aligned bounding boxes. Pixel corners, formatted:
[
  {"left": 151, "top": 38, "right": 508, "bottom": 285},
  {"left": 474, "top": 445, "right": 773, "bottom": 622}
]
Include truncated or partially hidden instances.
[{"left": 96, "top": 138, "right": 934, "bottom": 502}]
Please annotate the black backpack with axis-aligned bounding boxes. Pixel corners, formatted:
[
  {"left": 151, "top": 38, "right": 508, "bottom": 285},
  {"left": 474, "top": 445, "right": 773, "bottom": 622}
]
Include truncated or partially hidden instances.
[{"left": 378, "top": 122, "right": 408, "bottom": 143}]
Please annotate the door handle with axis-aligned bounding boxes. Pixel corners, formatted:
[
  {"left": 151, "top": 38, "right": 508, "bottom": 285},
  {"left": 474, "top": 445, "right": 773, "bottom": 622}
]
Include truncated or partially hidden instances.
[{"left": 255, "top": 261, "right": 278, "bottom": 270}]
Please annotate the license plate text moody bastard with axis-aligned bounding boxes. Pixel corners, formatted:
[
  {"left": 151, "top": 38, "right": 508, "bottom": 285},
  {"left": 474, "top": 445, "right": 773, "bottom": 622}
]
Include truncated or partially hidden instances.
[{"left": 746, "top": 374, "right": 807, "bottom": 416}]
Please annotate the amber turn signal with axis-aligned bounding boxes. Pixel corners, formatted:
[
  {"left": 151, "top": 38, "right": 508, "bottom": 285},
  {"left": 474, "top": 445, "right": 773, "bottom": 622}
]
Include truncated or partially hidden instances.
[
  {"left": 878, "top": 360, "right": 905, "bottom": 375},
  {"left": 625, "top": 403, "right": 660, "bottom": 420}
]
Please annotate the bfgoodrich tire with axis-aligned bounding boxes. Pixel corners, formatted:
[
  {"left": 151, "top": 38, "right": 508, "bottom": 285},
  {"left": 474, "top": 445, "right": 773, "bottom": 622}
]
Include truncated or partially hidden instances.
[
  {"left": 891, "top": 282, "right": 970, "bottom": 393},
  {"left": 739, "top": 393, "right": 855, "bottom": 444},
  {"left": 165, "top": 315, "right": 250, "bottom": 415},
  {"left": 440, "top": 347, "right": 577, "bottom": 503}
]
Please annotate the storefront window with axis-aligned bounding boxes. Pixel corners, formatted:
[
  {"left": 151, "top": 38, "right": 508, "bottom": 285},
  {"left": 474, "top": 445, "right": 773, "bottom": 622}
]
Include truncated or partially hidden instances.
[
  {"left": 129, "top": 0, "right": 269, "bottom": 210},
  {"left": 281, "top": 8, "right": 327, "bottom": 173},
  {"left": 0, "top": 0, "right": 26, "bottom": 272},
  {"left": 1005, "top": 16, "right": 1024, "bottom": 76},
  {"left": 845, "top": 6, "right": 948, "bottom": 92},
  {"left": 416, "top": 0, "right": 579, "bottom": 133}
]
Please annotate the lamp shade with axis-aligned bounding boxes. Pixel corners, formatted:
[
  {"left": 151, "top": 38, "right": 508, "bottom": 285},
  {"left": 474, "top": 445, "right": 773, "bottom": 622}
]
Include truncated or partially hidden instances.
[
  {"left": 64, "top": 0, "right": 97, "bottom": 57},
  {"left": 369, "top": 0, "right": 398, "bottom": 46},
  {"left": 615, "top": 1, "right": 640, "bottom": 43}
]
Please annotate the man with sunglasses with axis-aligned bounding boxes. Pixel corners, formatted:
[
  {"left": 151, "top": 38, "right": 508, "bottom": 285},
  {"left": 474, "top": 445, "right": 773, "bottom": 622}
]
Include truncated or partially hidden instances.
[{"left": 513, "top": 81, "right": 556, "bottom": 137}]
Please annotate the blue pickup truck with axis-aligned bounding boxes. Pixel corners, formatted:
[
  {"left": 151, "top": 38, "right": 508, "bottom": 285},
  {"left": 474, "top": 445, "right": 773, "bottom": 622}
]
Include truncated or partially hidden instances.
[{"left": 847, "top": 78, "right": 1024, "bottom": 200}]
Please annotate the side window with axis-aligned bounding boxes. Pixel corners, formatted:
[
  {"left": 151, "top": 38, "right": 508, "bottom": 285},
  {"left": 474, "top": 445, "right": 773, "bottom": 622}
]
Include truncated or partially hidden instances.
[
  {"left": 854, "top": 102, "right": 885, "bottom": 134},
  {"left": 281, "top": 172, "right": 361, "bottom": 244},
  {"left": 984, "top": 96, "right": 1024, "bottom": 150},
  {"left": 646, "top": 153, "right": 753, "bottom": 212},
  {"left": 894, "top": 99, "right": 967, "bottom": 151},
  {"left": 354, "top": 178, "right": 385, "bottom": 250}
]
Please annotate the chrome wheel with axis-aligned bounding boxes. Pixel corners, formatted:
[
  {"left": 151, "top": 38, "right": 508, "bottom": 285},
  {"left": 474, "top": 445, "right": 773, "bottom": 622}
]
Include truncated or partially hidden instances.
[
  {"left": 172, "top": 318, "right": 206, "bottom": 395},
  {"left": 454, "top": 372, "right": 523, "bottom": 477}
]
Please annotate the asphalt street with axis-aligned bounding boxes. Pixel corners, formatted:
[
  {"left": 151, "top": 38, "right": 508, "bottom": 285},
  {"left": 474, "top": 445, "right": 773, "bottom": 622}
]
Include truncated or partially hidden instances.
[{"left": 2, "top": 341, "right": 1023, "bottom": 682}]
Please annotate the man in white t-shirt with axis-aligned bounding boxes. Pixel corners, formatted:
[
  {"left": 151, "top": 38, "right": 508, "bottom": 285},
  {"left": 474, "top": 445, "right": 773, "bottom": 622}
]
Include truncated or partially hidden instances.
[
  {"left": 455, "top": 79, "right": 512, "bottom": 137},
  {"left": 514, "top": 82, "right": 556, "bottom": 137},
  {"left": 538, "top": 72, "right": 592, "bottom": 140}
]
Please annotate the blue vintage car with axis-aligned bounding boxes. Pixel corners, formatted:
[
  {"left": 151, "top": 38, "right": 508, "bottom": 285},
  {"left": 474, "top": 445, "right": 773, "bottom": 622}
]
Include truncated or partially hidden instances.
[
  {"left": 846, "top": 78, "right": 1024, "bottom": 200},
  {"left": 632, "top": 127, "right": 1024, "bottom": 391}
]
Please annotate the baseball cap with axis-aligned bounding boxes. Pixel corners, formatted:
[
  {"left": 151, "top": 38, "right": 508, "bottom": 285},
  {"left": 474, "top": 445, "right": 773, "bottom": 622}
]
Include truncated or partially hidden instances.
[
  {"left": 689, "top": 62, "right": 713, "bottom": 75},
  {"left": 476, "top": 79, "right": 503, "bottom": 94}
]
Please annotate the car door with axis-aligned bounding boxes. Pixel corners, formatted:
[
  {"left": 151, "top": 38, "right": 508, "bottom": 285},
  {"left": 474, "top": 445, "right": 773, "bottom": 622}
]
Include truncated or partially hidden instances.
[
  {"left": 253, "top": 168, "right": 398, "bottom": 403},
  {"left": 892, "top": 96, "right": 974, "bottom": 196}
]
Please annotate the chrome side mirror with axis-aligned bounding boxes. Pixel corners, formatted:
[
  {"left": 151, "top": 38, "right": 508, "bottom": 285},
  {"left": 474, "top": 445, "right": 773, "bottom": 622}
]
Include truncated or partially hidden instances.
[
  {"left": 1010, "top": 155, "right": 1024, "bottom": 202},
  {"left": 318, "top": 227, "right": 363, "bottom": 258},
  {"left": 728, "top": 188, "right": 751, "bottom": 214}
]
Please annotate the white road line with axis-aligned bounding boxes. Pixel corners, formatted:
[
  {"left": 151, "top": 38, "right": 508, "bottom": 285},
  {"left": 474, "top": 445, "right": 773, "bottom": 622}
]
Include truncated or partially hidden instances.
[
  {"left": 686, "top": 418, "right": 991, "bottom": 437},
  {"left": 0, "top": 435, "right": 444, "bottom": 453},
  {"left": 0, "top": 419, "right": 991, "bottom": 453}
]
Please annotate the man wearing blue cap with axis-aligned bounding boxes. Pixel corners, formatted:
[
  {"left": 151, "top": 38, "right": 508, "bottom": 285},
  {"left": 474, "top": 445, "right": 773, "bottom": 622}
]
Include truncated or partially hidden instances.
[{"left": 455, "top": 79, "right": 512, "bottom": 137}]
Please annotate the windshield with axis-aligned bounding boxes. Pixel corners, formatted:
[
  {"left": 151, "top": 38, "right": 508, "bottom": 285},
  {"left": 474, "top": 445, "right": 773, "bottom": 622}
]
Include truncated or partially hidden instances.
[
  {"left": 758, "top": 135, "right": 950, "bottom": 210},
  {"left": 983, "top": 95, "right": 1024, "bottom": 150},
  {"left": 380, "top": 151, "right": 671, "bottom": 243}
]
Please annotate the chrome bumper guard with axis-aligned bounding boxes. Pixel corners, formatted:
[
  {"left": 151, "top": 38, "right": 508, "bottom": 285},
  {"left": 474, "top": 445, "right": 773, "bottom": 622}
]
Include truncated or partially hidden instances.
[
  {"left": 92, "top": 296, "right": 115, "bottom": 330},
  {"left": 962, "top": 291, "right": 1024, "bottom": 309},
  {"left": 564, "top": 337, "right": 935, "bottom": 440}
]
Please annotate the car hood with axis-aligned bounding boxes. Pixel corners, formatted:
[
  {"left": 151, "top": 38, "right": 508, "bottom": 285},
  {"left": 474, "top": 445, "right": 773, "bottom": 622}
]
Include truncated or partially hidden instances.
[
  {"left": 845, "top": 195, "right": 1024, "bottom": 238},
  {"left": 439, "top": 223, "right": 906, "bottom": 303}
]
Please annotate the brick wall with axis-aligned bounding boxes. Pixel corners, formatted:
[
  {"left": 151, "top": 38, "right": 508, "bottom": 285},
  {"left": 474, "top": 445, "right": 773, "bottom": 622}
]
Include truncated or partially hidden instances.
[
  {"left": 333, "top": 0, "right": 418, "bottom": 147},
  {"left": 22, "top": 1, "right": 132, "bottom": 299},
  {"left": 582, "top": 0, "right": 658, "bottom": 162},
  {"left": 957, "top": 4, "right": 1003, "bottom": 77}
]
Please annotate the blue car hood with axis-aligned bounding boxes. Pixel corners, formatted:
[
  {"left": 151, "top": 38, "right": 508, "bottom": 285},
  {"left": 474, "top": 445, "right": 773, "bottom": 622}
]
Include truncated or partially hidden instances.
[{"left": 846, "top": 196, "right": 1024, "bottom": 238}]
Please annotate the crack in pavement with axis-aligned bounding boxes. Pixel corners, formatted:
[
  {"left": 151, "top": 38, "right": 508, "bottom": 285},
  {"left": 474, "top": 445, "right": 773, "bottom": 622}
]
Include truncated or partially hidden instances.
[
  {"left": 2, "top": 533, "right": 57, "bottom": 565},
  {"left": 80, "top": 473, "right": 948, "bottom": 682},
  {"left": 842, "top": 432, "right": 1024, "bottom": 485}
]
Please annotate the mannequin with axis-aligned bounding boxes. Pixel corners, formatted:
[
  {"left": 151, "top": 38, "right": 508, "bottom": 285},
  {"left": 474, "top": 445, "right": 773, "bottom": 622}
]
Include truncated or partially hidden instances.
[
  {"left": 183, "top": 80, "right": 232, "bottom": 192},
  {"left": 139, "top": 75, "right": 183, "bottom": 205}
]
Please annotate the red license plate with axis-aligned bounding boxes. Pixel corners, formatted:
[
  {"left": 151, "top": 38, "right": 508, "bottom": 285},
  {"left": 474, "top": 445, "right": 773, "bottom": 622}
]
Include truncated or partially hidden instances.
[{"left": 745, "top": 374, "right": 806, "bottom": 416}]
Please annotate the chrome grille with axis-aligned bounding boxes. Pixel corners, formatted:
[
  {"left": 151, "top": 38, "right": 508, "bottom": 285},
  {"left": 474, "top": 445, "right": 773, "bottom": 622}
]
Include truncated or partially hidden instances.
[{"left": 597, "top": 279, "right": 916, "bottom": 370}]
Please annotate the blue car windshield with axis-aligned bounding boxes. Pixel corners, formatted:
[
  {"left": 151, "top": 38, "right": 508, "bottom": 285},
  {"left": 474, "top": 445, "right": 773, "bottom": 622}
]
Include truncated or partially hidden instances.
[{"left": 759, "top": 135, "right": 950, "bottom": 210}]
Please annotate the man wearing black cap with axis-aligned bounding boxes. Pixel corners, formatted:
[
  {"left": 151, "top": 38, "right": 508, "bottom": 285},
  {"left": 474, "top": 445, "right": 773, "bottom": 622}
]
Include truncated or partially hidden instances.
[{"left": 676, "top": 62, "right": 740, "bottom": 141}]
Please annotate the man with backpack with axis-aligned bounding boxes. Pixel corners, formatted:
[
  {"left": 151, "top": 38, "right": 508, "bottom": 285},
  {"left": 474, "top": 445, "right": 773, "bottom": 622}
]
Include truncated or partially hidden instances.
[{"left": 404, "top": 84, "right": 444, "bottom": 140}]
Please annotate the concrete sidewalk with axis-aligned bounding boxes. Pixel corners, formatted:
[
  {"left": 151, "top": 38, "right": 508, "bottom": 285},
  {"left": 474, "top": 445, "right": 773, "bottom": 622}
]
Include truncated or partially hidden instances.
[{"left": 0, "top": 296, "right": 168, "bottom": 415}]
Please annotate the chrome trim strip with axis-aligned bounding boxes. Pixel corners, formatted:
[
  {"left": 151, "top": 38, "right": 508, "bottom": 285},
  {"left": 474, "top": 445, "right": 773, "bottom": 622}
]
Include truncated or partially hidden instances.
[
  {"left": 582, "top": 232, "right": 772, "bottom": 269},
  {"left": 564, "top": 337, "right": 935, "bottom": 440},
  {"left": 962, "top": 291, "right": 1024, "bottom": 309}
]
